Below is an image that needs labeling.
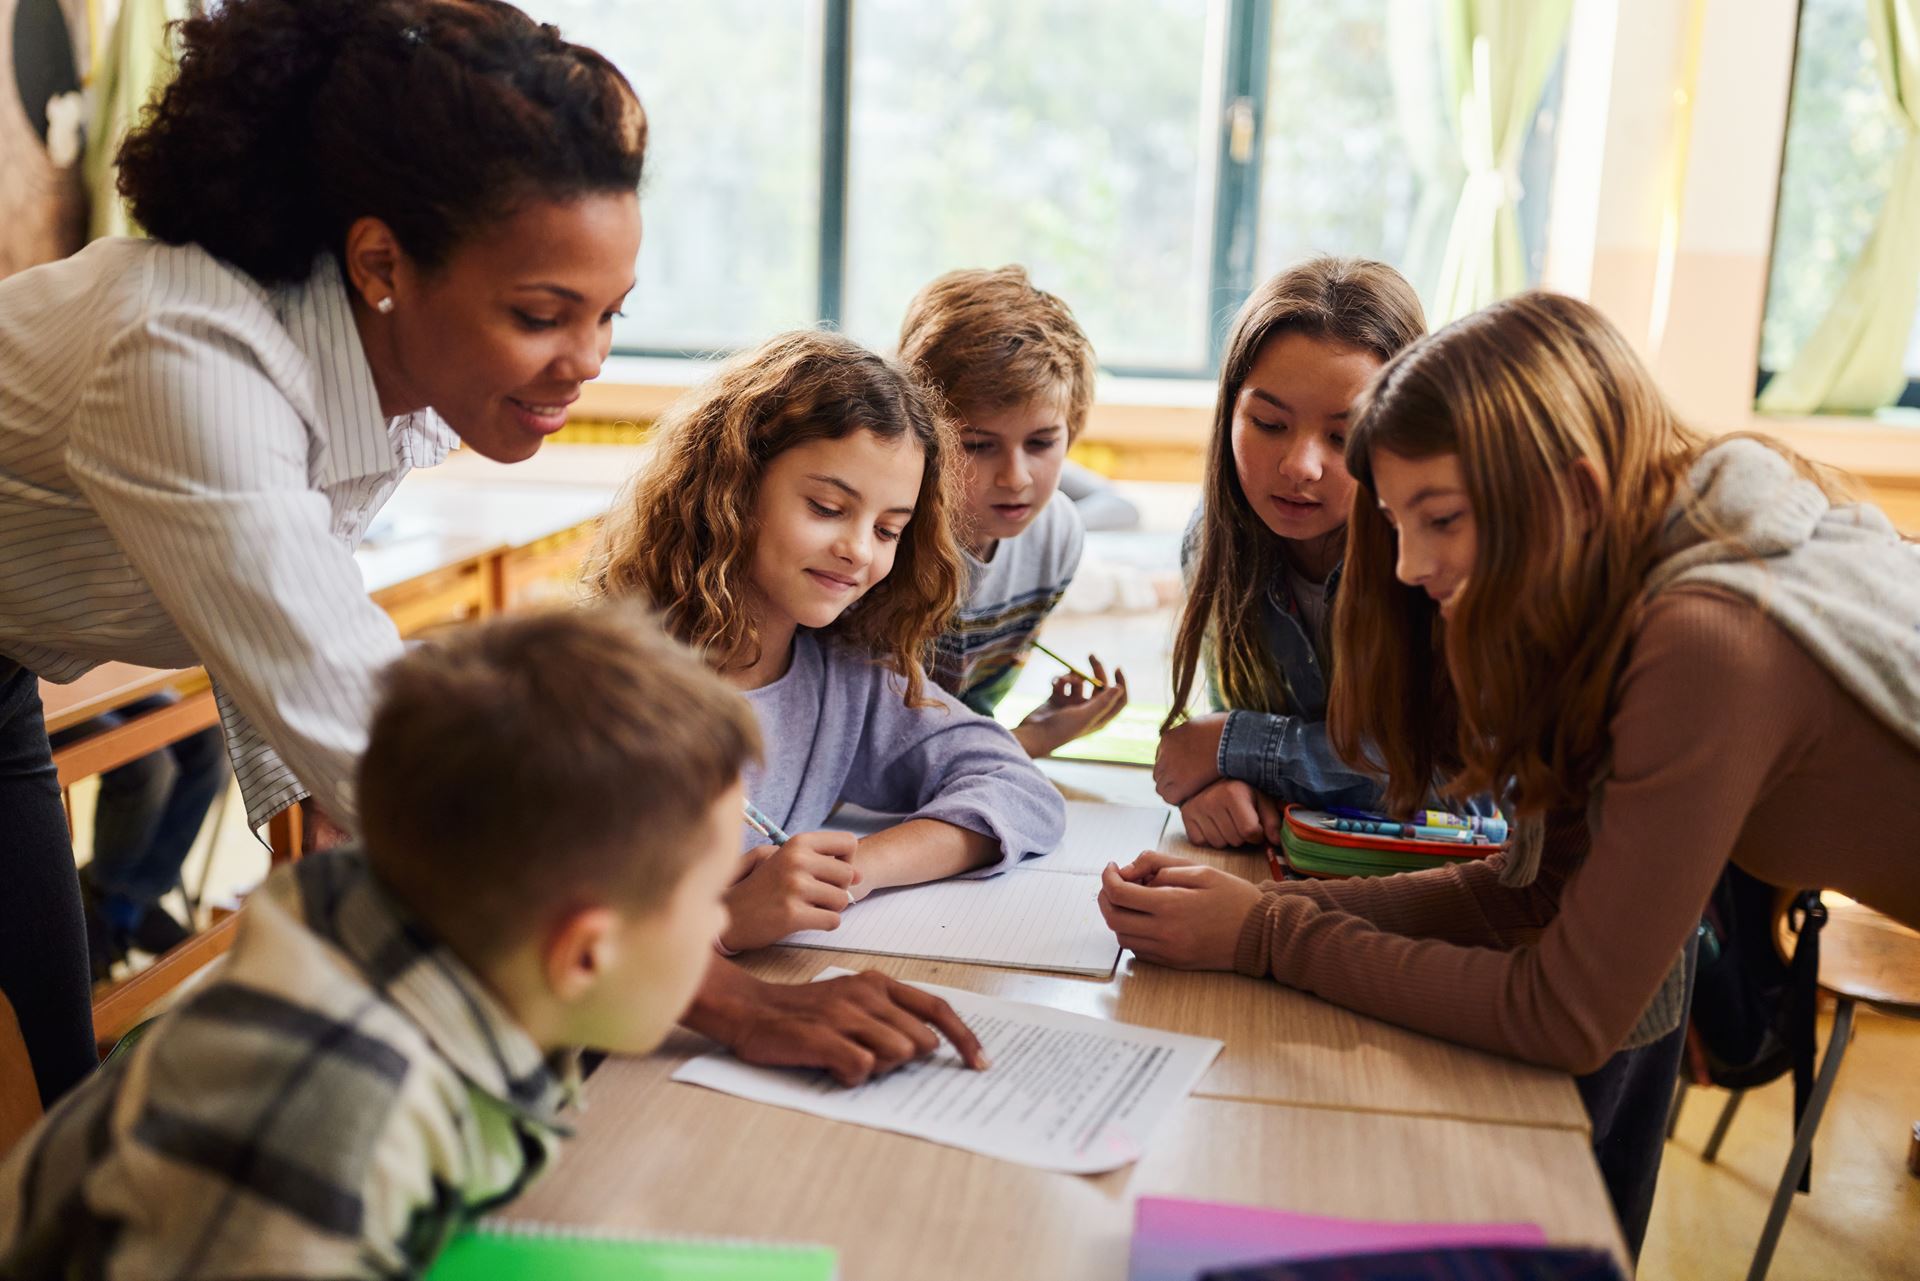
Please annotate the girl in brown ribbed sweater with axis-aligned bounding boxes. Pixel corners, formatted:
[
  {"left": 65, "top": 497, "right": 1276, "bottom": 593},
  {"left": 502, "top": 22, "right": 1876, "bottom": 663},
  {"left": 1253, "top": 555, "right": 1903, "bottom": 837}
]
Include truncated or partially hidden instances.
[{"left": 1098, "top": 292, "right": 1920, "bottom": 1256}]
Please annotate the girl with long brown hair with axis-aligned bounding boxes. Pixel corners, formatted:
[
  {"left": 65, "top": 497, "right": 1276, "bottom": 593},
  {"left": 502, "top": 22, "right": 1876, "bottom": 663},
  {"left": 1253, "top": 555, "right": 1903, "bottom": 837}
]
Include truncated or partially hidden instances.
[
  {"left": 1152, "top": 256, "right": 1426, "bottom": 846},
  {"left": 1101, "top": 291, "right": 1920, "bottom": 1253},
  {"left": 590, "top": 329, "right": 1065, "bottom": 953}
]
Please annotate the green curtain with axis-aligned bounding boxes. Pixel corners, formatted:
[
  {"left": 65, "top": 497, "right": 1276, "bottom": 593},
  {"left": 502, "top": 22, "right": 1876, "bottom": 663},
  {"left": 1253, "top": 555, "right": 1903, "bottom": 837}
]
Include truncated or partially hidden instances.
[
  {"left": 1430, "top": 0, "right": 1572, "bottom": 324},
  {"left": 1387, "top": 0, "right": 1463, "bottom": 307},
  {"left": 1759, "top": 0, "right": 1920, "bottom": 415},
  {"left": 83, "top": 0, "right": 189, "bottom": 240}
]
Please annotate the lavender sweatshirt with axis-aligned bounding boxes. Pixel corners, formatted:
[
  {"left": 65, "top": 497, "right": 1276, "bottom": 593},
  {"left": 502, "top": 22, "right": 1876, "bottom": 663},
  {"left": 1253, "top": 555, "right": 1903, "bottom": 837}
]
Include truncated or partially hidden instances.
[{"left": 739, "top": 631, "right": 1066, "bottom": 872}]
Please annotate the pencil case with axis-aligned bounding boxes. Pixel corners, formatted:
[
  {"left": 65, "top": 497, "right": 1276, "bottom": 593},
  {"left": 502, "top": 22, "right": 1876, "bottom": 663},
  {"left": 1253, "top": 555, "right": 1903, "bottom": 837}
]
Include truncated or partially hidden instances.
[{"left": 1279, "top": 806, "right": 1505, "bottom": 879}]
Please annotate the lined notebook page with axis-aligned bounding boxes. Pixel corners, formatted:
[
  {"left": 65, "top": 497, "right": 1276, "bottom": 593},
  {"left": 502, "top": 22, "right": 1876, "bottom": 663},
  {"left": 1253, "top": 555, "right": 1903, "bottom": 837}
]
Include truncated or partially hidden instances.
[
  {"left": 1023, "top": 802, "right": 1170, "bottom": 875},
  {"left": 824, "top": 801, "right": 1168, "bottom": 877},
  {"left": 783, "top": 872, "right": 1119, "bottom": 974},
  {"left": 783, "top": 801, "right": 1171, "bottom": 975}
]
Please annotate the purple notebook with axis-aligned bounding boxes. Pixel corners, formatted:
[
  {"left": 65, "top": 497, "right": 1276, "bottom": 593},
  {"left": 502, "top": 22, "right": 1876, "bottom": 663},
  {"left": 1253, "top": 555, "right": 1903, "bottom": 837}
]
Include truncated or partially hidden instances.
[{"left": 1129, "top": 1196, "right": 1549, "bottom": 1281}]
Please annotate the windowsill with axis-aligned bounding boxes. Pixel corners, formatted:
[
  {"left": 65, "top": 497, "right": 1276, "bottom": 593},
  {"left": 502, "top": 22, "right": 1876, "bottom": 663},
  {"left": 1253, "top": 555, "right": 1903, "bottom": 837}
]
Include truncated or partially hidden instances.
[
  {"left": 572, "top": 357, "right": 1920, "bottom": 499},
  {"left": 1752, "top": 411, "right": 1920, "bottom": 485},
  {"left": 574, "top": 354, "right": 1218, "bottom": 444}
]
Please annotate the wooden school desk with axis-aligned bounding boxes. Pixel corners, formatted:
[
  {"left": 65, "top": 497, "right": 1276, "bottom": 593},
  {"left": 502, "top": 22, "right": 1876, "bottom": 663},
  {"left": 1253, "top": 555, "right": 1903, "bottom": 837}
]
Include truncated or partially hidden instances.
[
  {"left": 501, "top": 761, "right": 1623, "bottom": 1278},
  {"left": 41, "top": 664, "right": 218, "bottom": 793},
  {"left": 507, "top": 1040, "right": 1624, "bottom": 1280}
]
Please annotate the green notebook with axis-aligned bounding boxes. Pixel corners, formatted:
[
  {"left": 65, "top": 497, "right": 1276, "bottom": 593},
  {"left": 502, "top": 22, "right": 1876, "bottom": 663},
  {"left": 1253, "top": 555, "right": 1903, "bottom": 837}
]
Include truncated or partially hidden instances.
[{"left": 427, "top": 1223, "right": 837, "bottom": 1280}]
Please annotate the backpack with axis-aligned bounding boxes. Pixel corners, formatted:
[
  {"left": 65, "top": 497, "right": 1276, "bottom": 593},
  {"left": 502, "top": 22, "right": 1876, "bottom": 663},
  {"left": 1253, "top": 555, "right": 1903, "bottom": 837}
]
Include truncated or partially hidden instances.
[{"left": 1685, "top": 864, "right": 1826, "bottom": 1189}]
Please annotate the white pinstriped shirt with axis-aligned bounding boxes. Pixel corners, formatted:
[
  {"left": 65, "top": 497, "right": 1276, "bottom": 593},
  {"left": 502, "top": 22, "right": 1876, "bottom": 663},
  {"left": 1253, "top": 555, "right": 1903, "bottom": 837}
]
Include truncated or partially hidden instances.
[{"left": 0, "top": 238, "right": 457, "bottom": 827}]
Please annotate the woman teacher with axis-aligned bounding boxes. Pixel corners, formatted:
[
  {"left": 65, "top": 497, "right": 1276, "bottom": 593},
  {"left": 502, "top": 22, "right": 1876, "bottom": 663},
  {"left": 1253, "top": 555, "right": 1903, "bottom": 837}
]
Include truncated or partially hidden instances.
[{"left": 0, "top": 0, "right": 978, "bottom": 1106}]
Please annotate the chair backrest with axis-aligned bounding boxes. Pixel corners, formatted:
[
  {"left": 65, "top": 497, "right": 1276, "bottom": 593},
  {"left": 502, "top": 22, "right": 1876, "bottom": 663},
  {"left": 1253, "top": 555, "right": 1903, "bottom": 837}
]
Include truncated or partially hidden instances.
[{"left": 0, "top": 988, "right": 43, "bottom": 1160}]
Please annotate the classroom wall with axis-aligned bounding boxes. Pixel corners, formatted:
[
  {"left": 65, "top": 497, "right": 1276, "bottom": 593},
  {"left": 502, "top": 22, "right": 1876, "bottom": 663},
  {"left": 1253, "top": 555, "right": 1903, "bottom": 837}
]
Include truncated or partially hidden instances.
[{"left": 1559, "top": 0, "right": 1920, "bottom": 526}]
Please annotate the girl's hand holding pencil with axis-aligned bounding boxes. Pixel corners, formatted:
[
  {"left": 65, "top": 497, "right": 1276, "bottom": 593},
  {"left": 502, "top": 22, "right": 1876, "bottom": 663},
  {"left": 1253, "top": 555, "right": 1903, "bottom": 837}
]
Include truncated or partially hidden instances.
[
  {"left": 1012, "top": 649, "right": 1129, "bottom": 758},
  {"left": 720, "top": 829, "right": 861, "bottom": 953}
]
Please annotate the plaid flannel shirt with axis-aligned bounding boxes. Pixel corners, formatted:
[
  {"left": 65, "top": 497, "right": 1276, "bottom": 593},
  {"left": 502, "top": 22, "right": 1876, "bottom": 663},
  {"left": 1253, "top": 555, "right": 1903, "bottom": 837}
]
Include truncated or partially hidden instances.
[{"left": 0, "top": 850, "right": 578, "bottom": 1280}]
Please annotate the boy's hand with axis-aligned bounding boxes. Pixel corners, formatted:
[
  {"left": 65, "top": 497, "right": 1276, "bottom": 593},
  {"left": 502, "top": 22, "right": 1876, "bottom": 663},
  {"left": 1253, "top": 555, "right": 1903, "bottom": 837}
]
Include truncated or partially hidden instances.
[
  {"left": 1013, "top": 656, "right": 1128, "bottom": 757},
  {"left": 1097, "top": 860, "right": 1263, "bottom": 971},
  {"left": 701, "top": 968, "right": 990, "bottom": 1087},
  {"left": 1178, "top": 779, "right": 1283, "bottom": 849},
  {"left": 1153, "top": 711, "right": 1229, "bottom": 804},
  {"left": 719, "top": 831, "right": 859, "bottom": 952}
]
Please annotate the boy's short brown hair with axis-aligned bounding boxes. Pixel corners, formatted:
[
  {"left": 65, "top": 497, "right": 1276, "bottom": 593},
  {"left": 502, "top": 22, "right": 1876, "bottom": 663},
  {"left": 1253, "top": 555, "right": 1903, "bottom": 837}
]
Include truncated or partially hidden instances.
[
  {"left": 898, "top": 265, "right": 1097, "bottom": 440},
  {"left": 357, "top": 604, "right": 760, "bottom": 962}
]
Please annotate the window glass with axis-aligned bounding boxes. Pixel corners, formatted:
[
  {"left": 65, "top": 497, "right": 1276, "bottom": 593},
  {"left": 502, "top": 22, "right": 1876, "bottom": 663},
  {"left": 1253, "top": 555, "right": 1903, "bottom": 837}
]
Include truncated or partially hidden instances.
[
  {"left": 842, "top": 0, "right": 1219, "bottom": 372},
  {"left": 547, "top": 0, "right": 824, "bottom": 352},
  {"left": 1762, "top": 0, "right": 1918, "bottom": 382},
  {"left": 1255, "top": 0, "right": 1562, "bottom": 307}
]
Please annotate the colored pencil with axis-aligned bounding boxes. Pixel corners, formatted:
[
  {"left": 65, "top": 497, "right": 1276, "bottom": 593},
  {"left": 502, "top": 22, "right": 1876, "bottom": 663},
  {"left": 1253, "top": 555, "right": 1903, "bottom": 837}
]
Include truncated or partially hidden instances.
[
  {"left": 743, "top": 799, "right": 791, "bottom": 845},
  {"left": 1032, "top": 641, "right": 1106, "bottom": 689}
]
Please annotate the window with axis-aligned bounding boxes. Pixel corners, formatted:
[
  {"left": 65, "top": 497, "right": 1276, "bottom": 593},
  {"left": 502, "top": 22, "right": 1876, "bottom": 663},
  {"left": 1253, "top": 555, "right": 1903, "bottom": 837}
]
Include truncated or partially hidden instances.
[
  {"left": 544, "top": 0, "right": 824, "bottom": 353},
  {"left": 1760, "top": 0, "right": 1920, "bottom": 408},
  {"left": 546, "top": 0, "right": 1565, "bottom": 376},
  {"left": 1254, "top": 0, "right": 1561, "bottom": 303},
  {"left": 842, "top": 0, "right": 1219, "bottom": 372}
]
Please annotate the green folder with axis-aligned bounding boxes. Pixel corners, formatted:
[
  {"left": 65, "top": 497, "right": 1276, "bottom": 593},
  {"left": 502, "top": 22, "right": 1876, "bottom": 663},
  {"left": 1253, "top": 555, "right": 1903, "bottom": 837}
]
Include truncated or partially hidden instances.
[
  {"left": 993, "top": 694, "right": 1169, "bottom": 767},
  {"left": 427, "top": 1224, "right": 837, "bottom": 1280}
]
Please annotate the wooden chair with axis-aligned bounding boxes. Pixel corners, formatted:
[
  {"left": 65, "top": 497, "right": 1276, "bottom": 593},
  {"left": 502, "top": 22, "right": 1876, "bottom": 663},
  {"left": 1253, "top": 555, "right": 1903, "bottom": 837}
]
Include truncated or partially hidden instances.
[
  {"left": 0, "top": 990, "right": 40, "bottom": 1160},
  {"left": 1693, "top": 899, "right": 1920, "bottom": 1281},
  {"left": 0, "top": 919, "right": 243, "bottom": 1165},
  {"left": 90, "top": 914, "right": 240, "bottom": 1056}
]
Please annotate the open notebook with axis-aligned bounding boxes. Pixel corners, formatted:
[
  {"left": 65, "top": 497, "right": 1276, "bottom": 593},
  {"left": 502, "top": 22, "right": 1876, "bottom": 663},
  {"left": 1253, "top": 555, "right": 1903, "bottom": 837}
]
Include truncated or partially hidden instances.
[{"left": 780, "top": 800, "right": 1169, "bottom": 976}]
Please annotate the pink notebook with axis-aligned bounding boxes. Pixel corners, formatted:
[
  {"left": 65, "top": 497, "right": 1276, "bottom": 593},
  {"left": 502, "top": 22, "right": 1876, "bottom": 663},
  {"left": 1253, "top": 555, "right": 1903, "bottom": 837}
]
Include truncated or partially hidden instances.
[{"left": 1129, "top": 1196, "right": 1548, "bottom": 1281}]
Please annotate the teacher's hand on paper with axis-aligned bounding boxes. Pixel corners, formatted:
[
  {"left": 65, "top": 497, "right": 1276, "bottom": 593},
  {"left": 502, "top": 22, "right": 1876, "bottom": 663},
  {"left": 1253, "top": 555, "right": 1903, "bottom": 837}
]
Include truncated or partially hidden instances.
[
  {"left": 720, "top": 831, "right": 861, "bottom": 953},
  {"left": 1013, "top": 655, "right": 1129, "bottom": 757},
  {"left": 1152, "top": 711, "right": 1228, "bottom": 805},
  {"left": 1178, "top": 780, "right": 1283, "bottom": 849},
  {"left": 1097, "top": 853, "right": 1263, "bottom": 971},
  {"left": 690, "top": 966, "right": 990, "bottom": 1087}
]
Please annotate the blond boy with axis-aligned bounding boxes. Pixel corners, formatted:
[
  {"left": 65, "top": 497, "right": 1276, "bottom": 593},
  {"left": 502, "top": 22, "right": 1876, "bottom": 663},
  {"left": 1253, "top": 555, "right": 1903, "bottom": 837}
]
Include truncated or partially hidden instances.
[
  {"left": 901, "top": 265, "right": 1127, "bottom": 756},
  {"left": 0, "top": 607, "right": 757, "bottom": 1278}
]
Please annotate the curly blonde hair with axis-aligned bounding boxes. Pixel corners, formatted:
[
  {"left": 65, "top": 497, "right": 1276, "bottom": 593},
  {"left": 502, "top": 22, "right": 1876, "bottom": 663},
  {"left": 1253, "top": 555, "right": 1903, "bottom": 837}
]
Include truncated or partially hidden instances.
[{"left": 586, "top": 330, "right": 964, "bottom": 705}]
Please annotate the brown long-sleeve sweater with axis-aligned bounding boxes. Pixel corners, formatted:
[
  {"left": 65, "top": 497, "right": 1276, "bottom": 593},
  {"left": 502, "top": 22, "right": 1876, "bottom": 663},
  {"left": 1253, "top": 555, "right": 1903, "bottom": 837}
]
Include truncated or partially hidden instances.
[{"left": 1233, "top": 586, "right": 1920, "bottom": 1074}]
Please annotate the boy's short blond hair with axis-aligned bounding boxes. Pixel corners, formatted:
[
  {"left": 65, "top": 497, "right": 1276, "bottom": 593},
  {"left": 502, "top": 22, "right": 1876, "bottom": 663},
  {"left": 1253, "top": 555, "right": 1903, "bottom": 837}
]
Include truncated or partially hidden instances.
[
  {"left": 898, "top": 265, "right": 1097, "bottom": 440},
  {"left": 357, "top": 604, "right": 760, "bottom": 962}
]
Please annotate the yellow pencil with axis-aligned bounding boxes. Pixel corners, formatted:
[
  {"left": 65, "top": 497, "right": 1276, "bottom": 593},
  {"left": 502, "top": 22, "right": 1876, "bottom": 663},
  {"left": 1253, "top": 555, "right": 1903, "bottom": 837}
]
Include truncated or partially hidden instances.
[{"left": 1031, "top": 641, "right": 1106, "bottom": 689}]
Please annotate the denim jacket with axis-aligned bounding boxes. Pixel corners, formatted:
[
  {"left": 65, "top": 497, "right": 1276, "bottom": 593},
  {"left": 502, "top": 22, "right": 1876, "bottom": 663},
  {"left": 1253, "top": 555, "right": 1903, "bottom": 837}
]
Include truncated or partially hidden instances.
[{"left": 1182, "top": 511, "right": 1384, "bottom": 810}]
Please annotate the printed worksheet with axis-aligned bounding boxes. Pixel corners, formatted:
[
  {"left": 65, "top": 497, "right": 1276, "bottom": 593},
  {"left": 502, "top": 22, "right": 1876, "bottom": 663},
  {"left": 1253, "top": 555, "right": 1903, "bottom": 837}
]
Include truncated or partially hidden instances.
[
  {"left": 672, "top": 970, "right": 1222, "bottom": 1173},
  {"left": 782, "top": 800, "right": 1169, "bottom": 976}
]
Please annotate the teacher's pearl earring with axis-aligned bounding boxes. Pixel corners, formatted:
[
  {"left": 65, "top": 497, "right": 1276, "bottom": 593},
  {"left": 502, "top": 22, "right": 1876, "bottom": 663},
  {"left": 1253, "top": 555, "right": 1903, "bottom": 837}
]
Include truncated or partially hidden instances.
[{"left": 375, "top": 297, "right": 395, "bottom": 315}]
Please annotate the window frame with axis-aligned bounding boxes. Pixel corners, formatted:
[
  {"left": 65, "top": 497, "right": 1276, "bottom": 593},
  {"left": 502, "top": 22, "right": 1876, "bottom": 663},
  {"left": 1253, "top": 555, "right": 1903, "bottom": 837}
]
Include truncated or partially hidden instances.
[
  {"left": 1754, "top": 0, "right": 1920, "bottom": 414},
  {"left": 612, "top": 0, "right": 1274, "bottom": 378}
]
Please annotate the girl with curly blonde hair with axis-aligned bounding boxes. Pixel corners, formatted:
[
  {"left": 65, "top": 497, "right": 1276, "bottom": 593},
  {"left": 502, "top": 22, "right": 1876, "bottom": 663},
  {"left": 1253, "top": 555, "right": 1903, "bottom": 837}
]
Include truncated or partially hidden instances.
[{"left": 590, "top": 330, "right": 1065, "bottom": 953}]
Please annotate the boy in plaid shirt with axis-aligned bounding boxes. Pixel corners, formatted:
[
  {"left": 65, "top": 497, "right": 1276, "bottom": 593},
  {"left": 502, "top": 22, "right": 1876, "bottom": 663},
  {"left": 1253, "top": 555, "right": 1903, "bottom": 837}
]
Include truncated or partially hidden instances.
[{"left": 0, "top": 607, "right": 758, "bottom": 1278}]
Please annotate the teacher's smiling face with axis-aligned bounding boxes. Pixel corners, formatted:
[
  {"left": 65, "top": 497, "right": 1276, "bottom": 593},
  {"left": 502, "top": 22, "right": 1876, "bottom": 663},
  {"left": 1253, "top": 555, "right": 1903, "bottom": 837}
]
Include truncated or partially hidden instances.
[{"left": 345, "top": 190, "right": 642, "bottom": 463}]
